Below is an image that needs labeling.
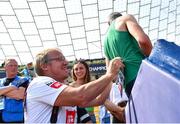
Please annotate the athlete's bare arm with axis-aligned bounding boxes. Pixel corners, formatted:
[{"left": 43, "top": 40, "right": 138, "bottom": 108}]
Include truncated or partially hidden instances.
[{"left": 115, "top": 14, "right": 153, "bottom": 56}]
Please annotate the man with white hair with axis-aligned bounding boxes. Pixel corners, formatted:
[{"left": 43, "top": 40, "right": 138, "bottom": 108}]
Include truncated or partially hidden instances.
[{"left": 25, "top": 48, "right": 122, "bottom": 123}]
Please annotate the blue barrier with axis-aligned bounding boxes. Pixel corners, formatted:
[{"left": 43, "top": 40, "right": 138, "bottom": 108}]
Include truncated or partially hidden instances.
[{"left": 148, "top": 39, "right": 180, "bottom": 79}]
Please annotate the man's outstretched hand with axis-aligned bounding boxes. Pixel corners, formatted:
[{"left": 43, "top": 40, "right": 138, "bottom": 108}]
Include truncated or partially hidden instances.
[{"left": 106, "top": 57, "right": 124, "bottom": 79}]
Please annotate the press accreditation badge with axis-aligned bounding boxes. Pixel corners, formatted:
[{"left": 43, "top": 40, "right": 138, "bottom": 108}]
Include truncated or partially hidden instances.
[
  {"left": 0, "top": 96, "right": 4, "bottom": 110},
  {"left": 66, "top": 110, "right": 76, "bottom": 124}
]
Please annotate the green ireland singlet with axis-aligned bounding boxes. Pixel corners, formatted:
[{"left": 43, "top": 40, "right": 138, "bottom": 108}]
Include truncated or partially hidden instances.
[{"left": 104, "top": 21, "right": 145, "bottom": 89}]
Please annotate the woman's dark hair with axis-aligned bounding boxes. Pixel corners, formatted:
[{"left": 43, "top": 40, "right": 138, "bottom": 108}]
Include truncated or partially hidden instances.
[
  {"left": 108, "top": 12, "right": 122, "bottom": 25},
  {"left": 72, "top": 59, "right": 91, "bottom": 83}
]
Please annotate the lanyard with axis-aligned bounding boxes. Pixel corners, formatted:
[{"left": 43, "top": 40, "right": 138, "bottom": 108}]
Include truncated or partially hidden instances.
[{"left": 115, "top": 70, "right": 124, "bottom": 97}]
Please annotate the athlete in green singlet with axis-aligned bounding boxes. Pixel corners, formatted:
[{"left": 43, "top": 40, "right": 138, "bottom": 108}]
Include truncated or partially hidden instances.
[{"left": 104, "top": 12, "right": 153, "bottom": 97}]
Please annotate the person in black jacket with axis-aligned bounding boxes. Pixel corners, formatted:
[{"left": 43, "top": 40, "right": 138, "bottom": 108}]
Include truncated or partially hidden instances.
[{"left": 77, "top": 106, "right": 92, "bottom": 123}]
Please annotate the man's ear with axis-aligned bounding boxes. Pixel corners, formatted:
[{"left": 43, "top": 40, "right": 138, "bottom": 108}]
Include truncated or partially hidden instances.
[{"left": 41, "top": 63, "right": 48, "bottom": 71}]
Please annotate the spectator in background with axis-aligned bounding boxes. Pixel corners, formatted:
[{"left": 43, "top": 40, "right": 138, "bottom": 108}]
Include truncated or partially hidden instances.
[
  {"left": 104, "top": 12, "right": 153, "bottom": 97},
  {"left": 99, "top": 105, "right": 111, "bottom": 124},
  {"left": 104, "top": 79, "right": 128, "bottom": 123},
  {"left": 20, "top": 62, "right": 36, "bottom": 82},
  {"left": 0, "top": 59, "right": 29, "bottom": 123},
  {"left": 96, "top": 74, "right": 111, "bottom": 124},
  {"left": 25, "top": 48, "right": 122, "bottom": 123},
  {"left": 99, "top": 71, "right": 128, "bottom": 123},
  {"left": 70, "top": 59, "right": 96, "bottom": 123},
  {"left": 76, "top": 106, "right": 92, "bottom": 123}
]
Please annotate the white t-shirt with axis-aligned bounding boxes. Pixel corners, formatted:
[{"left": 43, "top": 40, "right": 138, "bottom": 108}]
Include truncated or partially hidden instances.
[{"left": 25, "top": 76, "right": 77, "bottom": 123}]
